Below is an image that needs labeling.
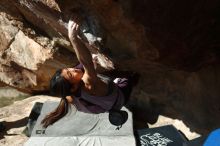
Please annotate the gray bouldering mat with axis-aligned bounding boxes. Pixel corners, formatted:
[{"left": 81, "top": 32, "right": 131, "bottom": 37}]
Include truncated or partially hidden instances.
[{"left": 24, "top": 100, "right": 135, "bottom": 146}]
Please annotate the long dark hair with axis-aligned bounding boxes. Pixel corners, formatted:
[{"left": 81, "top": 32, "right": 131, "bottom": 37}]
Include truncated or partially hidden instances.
[{"left": 41, "top": 69, "right": 72, "bottom": 128}]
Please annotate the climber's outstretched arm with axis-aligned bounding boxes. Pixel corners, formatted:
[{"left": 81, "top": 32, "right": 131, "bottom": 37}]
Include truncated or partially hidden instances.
[{"left": 68, "top": 19, "right": 98, "bottom": 86}]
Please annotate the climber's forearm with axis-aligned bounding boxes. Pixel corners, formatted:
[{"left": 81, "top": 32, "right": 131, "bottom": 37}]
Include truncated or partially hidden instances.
[
  {"left": 69, "top": 37, "right": 96, "bottom": 76},
  {"left": 68, "top": 18, "right": 97, "bottom": 78}
]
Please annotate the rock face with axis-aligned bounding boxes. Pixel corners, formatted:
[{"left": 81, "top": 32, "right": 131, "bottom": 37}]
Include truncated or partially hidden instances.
[
  {"left": 0, "top": 2, "right": 78, "bottom": 93},
  {"left": 0, "top": 0, "right": 220, "bottom": 136},
  {"left": 131, "top": 63, "right": 220, "bottom": 135},
  {"left": 132, "top": 0, "right": 220, "bottom": 71}
]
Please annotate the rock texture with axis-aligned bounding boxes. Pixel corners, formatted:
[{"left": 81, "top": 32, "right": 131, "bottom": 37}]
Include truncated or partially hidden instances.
[
  {"left": 0, "top": 0, "right": 219, "bottom": 137},
  {"left": 132, "top": 0, "right": 220, "bottom": 71},
  {"left": 131, "top": 64, "right": 220, "bottom": 135},
  {"left": 0, "top": 3, "right": 78, "bottom": 93}
]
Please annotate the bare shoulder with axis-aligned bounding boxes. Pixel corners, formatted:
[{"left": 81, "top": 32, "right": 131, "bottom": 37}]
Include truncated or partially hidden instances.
[
  {"left": 82, "top": 72, "right": 97, "bottom": 90},
  {"left": 82, "top": 73, "right": 109, "bottom": 96}
]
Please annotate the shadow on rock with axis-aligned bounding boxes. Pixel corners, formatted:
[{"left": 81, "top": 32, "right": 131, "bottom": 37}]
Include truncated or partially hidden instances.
[
  {"left": 0, "top": 117, "right": 28, "bottom": 140},
  {"left": 126, "top": 98, "right": 163, "bottom": 129}
]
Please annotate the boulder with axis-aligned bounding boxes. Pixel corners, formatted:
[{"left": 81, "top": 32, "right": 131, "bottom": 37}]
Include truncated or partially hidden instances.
[{"left": 0, "top": 10, "right": 78, "bottom": 93}]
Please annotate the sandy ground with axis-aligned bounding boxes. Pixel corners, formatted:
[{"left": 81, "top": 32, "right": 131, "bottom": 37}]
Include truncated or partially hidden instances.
[{"left": 0, "top": 95, "right": 59, "bottom": 146}]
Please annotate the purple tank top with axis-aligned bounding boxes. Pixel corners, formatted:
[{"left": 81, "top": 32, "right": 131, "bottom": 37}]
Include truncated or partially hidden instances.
[
  {"left": 72, "top": 63, "right": 125, "bottom": 113},
  {"left": 74, "top": 83, "right": 125, "bottom": 113}
]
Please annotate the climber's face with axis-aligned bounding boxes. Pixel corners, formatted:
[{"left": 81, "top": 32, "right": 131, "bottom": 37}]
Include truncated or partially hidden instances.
[{"left": 61, "top": 68, "right": 83, "bottom": 85}]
